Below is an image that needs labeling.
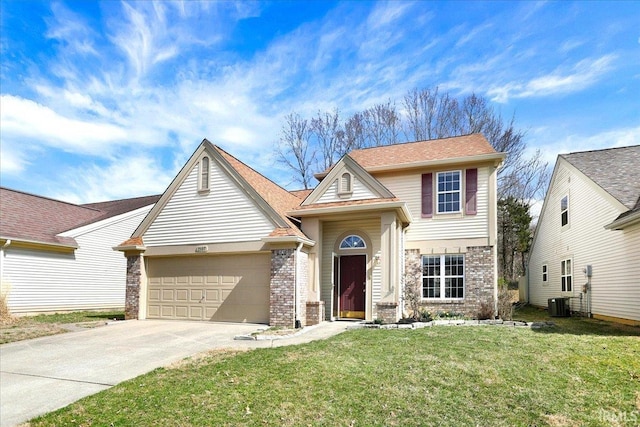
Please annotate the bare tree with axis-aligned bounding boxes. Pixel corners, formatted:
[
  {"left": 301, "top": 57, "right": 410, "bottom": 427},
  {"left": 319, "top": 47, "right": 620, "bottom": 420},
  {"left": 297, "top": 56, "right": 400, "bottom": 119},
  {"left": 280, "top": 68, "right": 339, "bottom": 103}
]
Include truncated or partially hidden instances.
[
  {"left": 311, "top": 109, "right": 345, "bottom": 172},
  {"left": 362, "top": 101, "right": 401, "bottom": 147},
  {"left": 344, "top": 112, "right": 367, "bottom": 152},
  {"left": 275, "top": 113, "right": 315, "bottom": 189},
  {"left": 402, "top": 87, "right": 550, "bottom": 202}
]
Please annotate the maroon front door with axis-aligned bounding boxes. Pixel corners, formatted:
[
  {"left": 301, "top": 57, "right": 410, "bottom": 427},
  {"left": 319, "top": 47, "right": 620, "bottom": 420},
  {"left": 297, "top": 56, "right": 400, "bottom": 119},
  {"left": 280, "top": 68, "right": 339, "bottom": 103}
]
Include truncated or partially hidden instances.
[{"left": 339, "top": 255, "right": 366, "bottom": 319}]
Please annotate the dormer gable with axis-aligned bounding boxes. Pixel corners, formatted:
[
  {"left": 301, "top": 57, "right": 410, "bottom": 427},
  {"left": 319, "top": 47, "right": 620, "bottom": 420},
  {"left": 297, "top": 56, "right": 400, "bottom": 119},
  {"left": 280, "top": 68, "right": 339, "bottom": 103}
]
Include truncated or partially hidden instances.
[{"left": 302, "top": 155, "right": 395, "bottom": 206}]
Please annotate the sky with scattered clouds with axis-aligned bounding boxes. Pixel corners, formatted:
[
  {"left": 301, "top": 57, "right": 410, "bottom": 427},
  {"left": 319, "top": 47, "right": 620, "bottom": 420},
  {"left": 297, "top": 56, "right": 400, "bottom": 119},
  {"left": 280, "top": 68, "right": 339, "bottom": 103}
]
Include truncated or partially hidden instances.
[{"left": 1, "top": 1, "right": 639, "bottom": 204}]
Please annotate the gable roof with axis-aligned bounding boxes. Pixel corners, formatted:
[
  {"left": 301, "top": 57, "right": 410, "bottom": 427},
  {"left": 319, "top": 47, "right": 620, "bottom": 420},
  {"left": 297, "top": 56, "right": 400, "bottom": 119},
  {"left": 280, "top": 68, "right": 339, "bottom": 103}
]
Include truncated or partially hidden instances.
[
  {"left": 302, "top": 154, "right": 395, "bottom": 206},
  {"left": 561, "top": 145, "right": 640, "bottom": 210},
  {"left": 316, "top": 134, "right": 504, "bottom": 178},
  {"left": 0, "top": 187, "right": 159, "bottom": 249},
  {"left": 130, "top": 140, "right": 307, "bottom": 244}
]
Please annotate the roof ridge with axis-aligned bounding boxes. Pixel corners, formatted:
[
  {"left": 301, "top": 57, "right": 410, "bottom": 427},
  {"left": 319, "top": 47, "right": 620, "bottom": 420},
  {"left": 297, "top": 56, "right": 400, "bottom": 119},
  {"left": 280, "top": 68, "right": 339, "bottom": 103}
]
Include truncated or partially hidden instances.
[
  {"left": 562, "top": 144, "right": 640, "bottom": 157},
  {"left": 81, "top": 193, "right": 162, "bottom": 207},
  {"left": 348, "top": 133, "right": 482, "bottom": 153}
]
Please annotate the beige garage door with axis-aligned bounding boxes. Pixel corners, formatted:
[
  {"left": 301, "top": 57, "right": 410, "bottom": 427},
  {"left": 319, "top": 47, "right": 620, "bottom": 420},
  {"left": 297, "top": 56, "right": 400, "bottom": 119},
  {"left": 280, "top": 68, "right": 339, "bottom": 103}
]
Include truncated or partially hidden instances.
[{"left": 146, "top": 254, "right": 270, "bottom": 323}]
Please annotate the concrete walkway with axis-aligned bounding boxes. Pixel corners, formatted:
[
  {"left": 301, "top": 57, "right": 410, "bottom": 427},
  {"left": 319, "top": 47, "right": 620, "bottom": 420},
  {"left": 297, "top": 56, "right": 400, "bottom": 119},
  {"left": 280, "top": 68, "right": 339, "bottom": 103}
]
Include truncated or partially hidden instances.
[{"left": 0, "top": 320, "right": 348, "bottom": 427}]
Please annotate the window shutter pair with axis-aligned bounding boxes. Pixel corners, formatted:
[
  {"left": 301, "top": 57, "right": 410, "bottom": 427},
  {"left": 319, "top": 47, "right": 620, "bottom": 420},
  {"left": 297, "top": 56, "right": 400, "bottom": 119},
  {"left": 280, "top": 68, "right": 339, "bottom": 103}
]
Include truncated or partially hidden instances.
[{"left": 421, "top": 169, "right": 477, "bottom": 217}]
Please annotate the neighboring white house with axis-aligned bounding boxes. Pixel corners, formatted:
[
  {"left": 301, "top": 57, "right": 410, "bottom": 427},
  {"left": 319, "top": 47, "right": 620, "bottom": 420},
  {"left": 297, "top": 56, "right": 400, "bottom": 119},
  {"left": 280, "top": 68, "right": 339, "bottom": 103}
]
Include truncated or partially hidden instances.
[
  {"left": 527, "top": 146, "right": 640, "bottom": 325},
  {"left": 0, "top": 188, "right": 160, "bottom": 315}
]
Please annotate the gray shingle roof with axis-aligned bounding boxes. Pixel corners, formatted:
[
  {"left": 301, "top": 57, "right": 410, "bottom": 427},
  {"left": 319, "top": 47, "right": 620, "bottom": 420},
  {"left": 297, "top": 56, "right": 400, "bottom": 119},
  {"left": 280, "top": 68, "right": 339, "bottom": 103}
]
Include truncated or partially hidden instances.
[{"left": 561, "top": 145, "right": 640, "bottom": 210}]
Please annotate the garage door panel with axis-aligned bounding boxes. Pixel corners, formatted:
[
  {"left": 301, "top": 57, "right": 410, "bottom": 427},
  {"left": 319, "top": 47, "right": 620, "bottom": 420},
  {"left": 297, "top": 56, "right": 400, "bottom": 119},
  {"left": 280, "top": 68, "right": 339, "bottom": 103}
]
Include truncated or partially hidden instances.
[
  {"left": 175, "top": 306, "right": 188, "bottom": 318},
  {"left": 148, "top": 305, "right": 160, "bottom": 316},
  {"left": 175, "top": 290, "right": 188, "bottom": 301},
  {"left": 190, "top": 289, "right": 204, "bottom": 302},
  {"left": 206, "top": 289, "right": 221, "bottom": 302},
  {"left": 147, "top": 254, "right": 270, "bottom": 322}
]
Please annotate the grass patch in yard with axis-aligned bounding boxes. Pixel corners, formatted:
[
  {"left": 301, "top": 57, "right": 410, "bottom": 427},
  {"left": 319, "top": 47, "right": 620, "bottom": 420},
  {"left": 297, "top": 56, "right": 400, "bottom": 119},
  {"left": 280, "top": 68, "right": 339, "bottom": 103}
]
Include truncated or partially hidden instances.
[
  {"left": 0, "top": 310, "right": 124, "bottom": 344},
  {"left": 31, "top": 308, "right": 640, "bottom": 427}
]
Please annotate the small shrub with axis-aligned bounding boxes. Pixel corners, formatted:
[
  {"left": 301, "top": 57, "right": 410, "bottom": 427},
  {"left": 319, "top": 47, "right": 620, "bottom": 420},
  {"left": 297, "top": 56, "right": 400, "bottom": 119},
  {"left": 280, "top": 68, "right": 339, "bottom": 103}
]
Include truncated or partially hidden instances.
[
  {"left": 373, "top": 318, "right": 384, "bottom": 325},
  {"left": 476, "top": 301, "right": 495, "bottom": 320}
]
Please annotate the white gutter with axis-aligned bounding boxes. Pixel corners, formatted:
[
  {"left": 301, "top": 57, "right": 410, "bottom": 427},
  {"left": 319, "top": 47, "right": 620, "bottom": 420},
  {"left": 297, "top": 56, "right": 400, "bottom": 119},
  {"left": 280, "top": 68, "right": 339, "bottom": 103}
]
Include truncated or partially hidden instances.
[
  {"left": 0, "top": 240, "right": 11, "bottom": 296},
  {"left": 604, "top": 210, "right": 640, "bottom": 230}
]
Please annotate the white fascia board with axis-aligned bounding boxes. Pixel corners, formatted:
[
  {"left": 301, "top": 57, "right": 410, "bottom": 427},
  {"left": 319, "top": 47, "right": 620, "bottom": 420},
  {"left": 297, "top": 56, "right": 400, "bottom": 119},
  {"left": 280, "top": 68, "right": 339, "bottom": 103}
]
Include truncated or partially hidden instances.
[{"left": 290, "top": 201, "right": 413, "bottom": 223}]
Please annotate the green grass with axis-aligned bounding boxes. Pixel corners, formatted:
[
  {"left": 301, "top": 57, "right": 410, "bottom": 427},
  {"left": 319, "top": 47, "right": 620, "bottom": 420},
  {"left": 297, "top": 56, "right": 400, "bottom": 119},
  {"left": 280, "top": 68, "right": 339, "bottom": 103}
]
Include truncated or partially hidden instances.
[
  {"left": 32, "top": 307, "right": 640, "bottom": 427},
  {"left": 27, "top": 310, "right": 125, "bottom": 324}
]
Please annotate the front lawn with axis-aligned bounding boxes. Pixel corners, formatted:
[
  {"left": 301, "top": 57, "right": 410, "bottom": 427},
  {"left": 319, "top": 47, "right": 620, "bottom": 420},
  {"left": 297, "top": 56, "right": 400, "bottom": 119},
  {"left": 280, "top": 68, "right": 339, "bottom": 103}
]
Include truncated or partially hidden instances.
[
  {"left": 32, "top": 307, "right": 640, "bottom": 426},
  {"left": 0, "top": 310, "right": 124, "bottom": 344}
]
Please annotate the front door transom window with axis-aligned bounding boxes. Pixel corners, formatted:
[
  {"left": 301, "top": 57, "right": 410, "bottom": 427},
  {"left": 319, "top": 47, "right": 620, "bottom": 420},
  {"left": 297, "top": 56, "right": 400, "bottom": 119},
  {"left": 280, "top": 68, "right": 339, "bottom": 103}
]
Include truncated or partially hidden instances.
[{"left": 340, "top": 235, "right": 366, "bottom": 249}]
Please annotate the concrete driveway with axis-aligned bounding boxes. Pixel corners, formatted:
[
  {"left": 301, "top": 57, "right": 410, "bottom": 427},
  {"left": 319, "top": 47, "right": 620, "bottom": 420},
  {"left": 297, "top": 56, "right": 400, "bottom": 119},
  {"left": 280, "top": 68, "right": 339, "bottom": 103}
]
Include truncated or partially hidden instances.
[{"left": 0, "top": 320, "right": 263, "bottom": 427}]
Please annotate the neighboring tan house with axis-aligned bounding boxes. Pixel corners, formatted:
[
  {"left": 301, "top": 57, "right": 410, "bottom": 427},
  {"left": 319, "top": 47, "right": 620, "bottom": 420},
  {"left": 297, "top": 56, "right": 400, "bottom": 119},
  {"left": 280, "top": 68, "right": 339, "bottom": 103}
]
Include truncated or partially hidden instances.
[
  {"left": 527, "top": 145, "right": 640, "bottom": 325},
  {"left": 0, "top": 188, "right": 160, "bottom": 314},
  {"left": 116, "top": 134, "right": 504, "bottom": 326}
]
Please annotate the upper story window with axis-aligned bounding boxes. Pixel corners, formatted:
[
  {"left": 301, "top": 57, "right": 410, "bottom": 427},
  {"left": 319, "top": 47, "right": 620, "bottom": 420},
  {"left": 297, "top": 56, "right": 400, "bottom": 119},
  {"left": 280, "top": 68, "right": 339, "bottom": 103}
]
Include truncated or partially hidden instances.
[
  {"left": 437, "top": 171, "right": 461, "bottom": 213},
  {"left": 339, "top": 173, "right": 352, "bottom": 195},
  {"left": 340, "top": 235, "right": 366, "bottom": 249},
  {"left": 561, "top": 195, "right": 568, "bottom": 226},
  {"left": 542, "top": 264, "right": 548, "bottom": 283},
  {"left": 199, "top": 157, "right": 210, "bottom": 192},
  {"left": 561, "top": 259, "right": 572, "bottom": 292},
  {"left": 422, "top": 168, "right": 477, "bottom": 217}
]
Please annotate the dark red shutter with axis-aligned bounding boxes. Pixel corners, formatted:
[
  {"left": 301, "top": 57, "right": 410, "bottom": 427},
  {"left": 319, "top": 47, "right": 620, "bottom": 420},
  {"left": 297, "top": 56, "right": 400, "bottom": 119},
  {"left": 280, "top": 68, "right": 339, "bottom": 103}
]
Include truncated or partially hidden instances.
[
  {"left": 421, "top": 173, "right": 433, "bottom": 218},
  {"left": 465, "top": 168, "right": 478, "bottom": 215}
]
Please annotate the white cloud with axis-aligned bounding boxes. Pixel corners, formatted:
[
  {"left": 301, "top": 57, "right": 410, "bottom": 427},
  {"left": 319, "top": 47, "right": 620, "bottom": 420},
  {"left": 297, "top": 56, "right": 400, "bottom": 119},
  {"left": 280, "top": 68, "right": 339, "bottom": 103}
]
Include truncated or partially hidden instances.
[
  {"left": 488, "top": 54, "right": 617, "bottom": 102},
  {"left": 0, "top": 95, "right": 127, "bottom": 154},
  {"left": 530, "top": 125, "right": 640, "bottom": 167},
  {"left": 52, "top": 155, "right": 177, "bottom": 204}
]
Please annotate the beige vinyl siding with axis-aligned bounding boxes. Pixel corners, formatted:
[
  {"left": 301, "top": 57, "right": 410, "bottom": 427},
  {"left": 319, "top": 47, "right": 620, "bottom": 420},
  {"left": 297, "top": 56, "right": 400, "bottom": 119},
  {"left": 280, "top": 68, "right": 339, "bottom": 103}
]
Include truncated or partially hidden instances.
[
  {"left": 377, "top": 166, "right": 490, "bottom": 241},
  {"left": 529, "top": 161, "right": 640, "bottom": 321},
  {"left": 316, "top": 177, "right": 378, "bottom": 204},
  {"left": 320, "top": 218, "right": 381, "bottom": 320},
  {"left": 143, "top": 162, "right": 274, "bottom": 246},
  {"left": 3, "top": 207, "right": 152, "bottom": 314}
]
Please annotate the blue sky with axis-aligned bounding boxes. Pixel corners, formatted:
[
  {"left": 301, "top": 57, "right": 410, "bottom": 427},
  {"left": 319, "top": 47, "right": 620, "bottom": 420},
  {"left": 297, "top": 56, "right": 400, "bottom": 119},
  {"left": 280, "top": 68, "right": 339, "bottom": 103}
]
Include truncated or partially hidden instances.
[{"left": 1, "top": 1, "right": 638, "bottom": 204}]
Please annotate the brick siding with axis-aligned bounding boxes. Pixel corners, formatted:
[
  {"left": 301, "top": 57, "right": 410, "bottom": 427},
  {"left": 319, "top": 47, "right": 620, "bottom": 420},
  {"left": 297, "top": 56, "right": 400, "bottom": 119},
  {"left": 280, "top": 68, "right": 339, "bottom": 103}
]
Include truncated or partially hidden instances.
[
  {"left": 125, "top": 254, "right": 142, "bottom": 320},
  {"left": 306, "top": 301, "right": 325, "bottom": 325},
  {"left": 270, "top": 249, "right": 296, "bottom": 327},
  {"left": 376, "top": 302, "right": 399, "bottom": 323},
  {"left": 404, "top": 246, "right": 495, "bottom": 319}
]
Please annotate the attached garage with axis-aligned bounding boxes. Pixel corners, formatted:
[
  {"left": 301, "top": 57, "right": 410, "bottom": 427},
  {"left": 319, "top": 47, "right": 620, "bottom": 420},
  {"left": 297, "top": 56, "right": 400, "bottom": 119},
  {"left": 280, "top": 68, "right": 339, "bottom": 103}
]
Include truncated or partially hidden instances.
[{"left": 146, "top": 253, "right": 270, "bottom": 323}]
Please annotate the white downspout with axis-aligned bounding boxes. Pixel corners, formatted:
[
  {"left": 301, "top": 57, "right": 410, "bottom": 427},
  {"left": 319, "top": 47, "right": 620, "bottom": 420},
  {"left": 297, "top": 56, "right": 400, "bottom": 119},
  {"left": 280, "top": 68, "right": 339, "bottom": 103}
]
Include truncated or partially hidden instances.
[
  {"left": 0, "top": 240, "right": 11, "bottom": 298},
  {"left": 295, "top": 242, "right": 303, "bottom": 328}
]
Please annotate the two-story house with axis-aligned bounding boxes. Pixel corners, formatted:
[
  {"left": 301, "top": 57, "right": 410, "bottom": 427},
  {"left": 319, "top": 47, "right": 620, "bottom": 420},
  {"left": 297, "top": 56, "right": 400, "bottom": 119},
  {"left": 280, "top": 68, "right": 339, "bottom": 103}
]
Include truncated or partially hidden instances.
[
  {"left": 527, "top": 146, "right": 640, "bottom": 325},
  {"left": 116, "top": 134, "right": 504, "bottom": 326}
]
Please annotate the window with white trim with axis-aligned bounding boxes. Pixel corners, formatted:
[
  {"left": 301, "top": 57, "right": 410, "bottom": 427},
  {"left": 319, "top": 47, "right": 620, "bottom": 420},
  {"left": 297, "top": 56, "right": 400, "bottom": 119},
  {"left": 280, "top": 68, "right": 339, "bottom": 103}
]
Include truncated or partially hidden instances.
[
  {"left": 437, "top": 171, "right": 461, "bottom": 213},
  {"left": 561, "top": 259, "right": 572, "bottom": 292},
  {"left": 542, "top": 264, "right": 548, "bottom": 283},
  {"left": 199, "top": 157, "right": 210, "bottom": 192},
  {"left": 340, "top": 235, "right": 366, "bottom": 249},
  {"left": 422, "top": 254, "right": 464, "bottom": 299},
  {"left": 561, "top": 195, "right": 568, "bottom": 226}
]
